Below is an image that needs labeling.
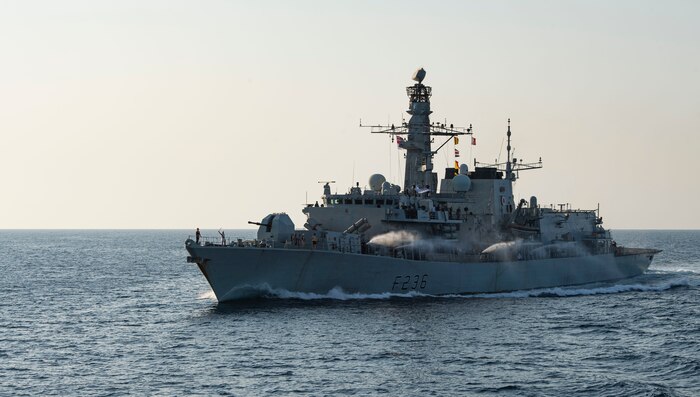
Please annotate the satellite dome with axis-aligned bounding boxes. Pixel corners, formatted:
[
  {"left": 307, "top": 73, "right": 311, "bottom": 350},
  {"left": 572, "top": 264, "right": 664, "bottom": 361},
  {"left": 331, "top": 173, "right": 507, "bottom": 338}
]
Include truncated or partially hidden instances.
[
  {"left": 369, "top": 174, "right": 386, "bottom": 191},
  {"left": 452, "top": 174, "right": 471, "bottom": 192},
  {"left": 459, "top": 164, "right": 469, "bottom": 175}
]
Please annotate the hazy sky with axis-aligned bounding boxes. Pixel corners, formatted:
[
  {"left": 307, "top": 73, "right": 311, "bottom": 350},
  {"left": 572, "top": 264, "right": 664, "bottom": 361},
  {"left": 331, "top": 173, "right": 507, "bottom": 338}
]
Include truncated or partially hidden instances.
[{"left": 2, "top": 0, "right": 698, "bottom": 229}]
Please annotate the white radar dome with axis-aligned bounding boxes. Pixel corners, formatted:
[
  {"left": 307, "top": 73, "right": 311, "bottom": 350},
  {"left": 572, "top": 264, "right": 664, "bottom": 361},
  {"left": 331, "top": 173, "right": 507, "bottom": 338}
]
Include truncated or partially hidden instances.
[
  {"left": 452, "top": 174, "right": 472, "bottom": 192},
  {"left": 369, "top": 174, "right": 386, "bottom": 191},
  {"left": 459, "top": 164, "right": 469, "bottom": 175}
]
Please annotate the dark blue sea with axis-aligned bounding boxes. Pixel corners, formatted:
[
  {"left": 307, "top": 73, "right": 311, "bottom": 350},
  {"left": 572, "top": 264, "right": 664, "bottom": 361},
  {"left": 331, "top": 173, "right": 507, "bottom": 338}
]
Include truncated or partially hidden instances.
[{"left": 1, "top": 230, "right": 698, "bottom": 396}]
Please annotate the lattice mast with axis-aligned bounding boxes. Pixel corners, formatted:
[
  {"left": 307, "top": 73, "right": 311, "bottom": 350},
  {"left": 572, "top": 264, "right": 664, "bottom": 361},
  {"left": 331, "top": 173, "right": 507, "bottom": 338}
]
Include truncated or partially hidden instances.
[
  {"left": 364, "top": 68, "right": 472, "bottom": 194},
  {"left": 404, "top": 68, "right": 433, "bottom": 192}
]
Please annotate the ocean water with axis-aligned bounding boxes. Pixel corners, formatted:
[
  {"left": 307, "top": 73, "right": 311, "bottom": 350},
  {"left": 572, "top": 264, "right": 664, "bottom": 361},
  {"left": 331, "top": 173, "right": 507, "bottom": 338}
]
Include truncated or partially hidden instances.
[{"left": 1, "top": 230, "right": 698, "bottom": 396}]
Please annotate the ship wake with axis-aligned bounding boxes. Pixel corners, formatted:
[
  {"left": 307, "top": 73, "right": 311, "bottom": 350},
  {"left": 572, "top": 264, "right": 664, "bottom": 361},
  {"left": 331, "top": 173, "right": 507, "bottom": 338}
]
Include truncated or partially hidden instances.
[
  {"left": 464, "top": 273, "right": 699, "bottom": 299},
  {"left": 243, "top": 285, "right": 432, "bottom": 301}
]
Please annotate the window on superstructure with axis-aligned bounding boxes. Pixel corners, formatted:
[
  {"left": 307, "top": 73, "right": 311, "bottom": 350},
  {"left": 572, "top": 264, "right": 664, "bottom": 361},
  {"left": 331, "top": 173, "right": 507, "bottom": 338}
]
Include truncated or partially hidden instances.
[{"left": 355, "top": 199, "right": 362, "bottom": 205}]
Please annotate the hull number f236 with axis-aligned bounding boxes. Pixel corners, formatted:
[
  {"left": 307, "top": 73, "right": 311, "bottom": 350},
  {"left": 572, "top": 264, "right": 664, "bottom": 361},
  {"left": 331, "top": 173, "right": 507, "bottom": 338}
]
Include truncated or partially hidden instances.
[{"left": 392, "top": 274, "right": 428, "bottom": 291}]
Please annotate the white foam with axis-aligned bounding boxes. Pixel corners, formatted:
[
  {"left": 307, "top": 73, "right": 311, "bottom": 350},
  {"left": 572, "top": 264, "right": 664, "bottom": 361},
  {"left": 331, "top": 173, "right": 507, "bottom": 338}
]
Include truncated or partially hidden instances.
[
  {"left": 261, "top": 276, "right": 700, "bottom": 301},
  {"left": 267, "top": 286, "right": 428, "bottom": 301},
  {"left": 649, "top": 268, "right": 700, "bottom": 275},
  {"left": 466, "top": 276, "right": 700, "bottom": 299},
  {"left": 197, "top": 290, "right": 217, "bottom": 301}
]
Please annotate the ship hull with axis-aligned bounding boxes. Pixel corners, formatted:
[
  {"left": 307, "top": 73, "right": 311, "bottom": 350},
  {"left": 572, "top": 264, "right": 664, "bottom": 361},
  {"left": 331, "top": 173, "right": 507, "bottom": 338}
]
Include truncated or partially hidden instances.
[{"left": 186, "top": 245, "right": 658, "bottom": 302}]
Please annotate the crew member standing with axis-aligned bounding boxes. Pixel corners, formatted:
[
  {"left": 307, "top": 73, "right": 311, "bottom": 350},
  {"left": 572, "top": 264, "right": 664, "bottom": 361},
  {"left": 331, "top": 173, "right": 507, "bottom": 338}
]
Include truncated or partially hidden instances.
[{"left": 195, "top": 228, "right": 201, "bottom": 244}]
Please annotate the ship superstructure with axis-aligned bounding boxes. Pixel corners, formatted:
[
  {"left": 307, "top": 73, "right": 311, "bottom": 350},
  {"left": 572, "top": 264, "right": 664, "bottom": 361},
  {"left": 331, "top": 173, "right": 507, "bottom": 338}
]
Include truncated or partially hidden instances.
[{"left": 185, "top": 69, "right": 660, "bottom": 302}]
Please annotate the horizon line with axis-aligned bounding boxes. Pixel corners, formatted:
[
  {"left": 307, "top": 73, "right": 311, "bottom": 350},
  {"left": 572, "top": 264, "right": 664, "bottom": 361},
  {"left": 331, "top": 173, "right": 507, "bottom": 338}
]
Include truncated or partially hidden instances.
[{"left": 0, "top": 228, "right": 699, "bottom": 231}]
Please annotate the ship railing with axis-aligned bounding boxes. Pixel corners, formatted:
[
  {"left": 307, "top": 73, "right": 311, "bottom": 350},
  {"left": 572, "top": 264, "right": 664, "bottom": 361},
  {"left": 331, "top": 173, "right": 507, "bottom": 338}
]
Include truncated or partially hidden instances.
[
  {"left": 192, "top": 235, "right": 272, "bottom": 248},
  {"left": 190, "top": 234, "right": 363, "bottom": 253},
  {"left": 194, "top": 235, "right": 232, "bottom": 246}
]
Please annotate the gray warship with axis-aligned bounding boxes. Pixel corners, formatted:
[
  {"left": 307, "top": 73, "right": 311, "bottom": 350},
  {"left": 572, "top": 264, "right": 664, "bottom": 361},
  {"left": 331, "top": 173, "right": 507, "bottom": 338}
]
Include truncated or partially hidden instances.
[{"left": 186, "top": 69, "right": 660, "bottom": 302}]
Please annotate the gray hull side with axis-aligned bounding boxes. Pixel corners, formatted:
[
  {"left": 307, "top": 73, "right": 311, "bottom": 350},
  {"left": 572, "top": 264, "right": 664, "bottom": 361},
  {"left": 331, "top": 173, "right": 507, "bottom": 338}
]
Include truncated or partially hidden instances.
[{"left": 188, "top": 247, "right": 654, "bottom": 301}]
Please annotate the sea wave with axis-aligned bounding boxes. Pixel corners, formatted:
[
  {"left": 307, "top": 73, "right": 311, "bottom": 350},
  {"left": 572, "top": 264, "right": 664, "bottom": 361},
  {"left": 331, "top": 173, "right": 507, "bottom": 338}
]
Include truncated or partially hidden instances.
[
  {"left": 197, "top": 290, "right": 217, "bottom": 301},
  {"left": 266, "top": 286, "right": 427, "bottom": 301},
  {"left": 221, "top": 275, "right": 698, "bottom": 301},
  {"left": 466, "top": 276, "right": 699, "bottom": 299},
  {"left": 648, "top": 267, "right": 700, "bottom": 275}
]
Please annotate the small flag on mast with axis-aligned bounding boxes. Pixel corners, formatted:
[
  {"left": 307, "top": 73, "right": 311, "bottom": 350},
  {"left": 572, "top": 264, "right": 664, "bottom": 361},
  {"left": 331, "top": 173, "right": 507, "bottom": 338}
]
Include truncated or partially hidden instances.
[
  {"left": 471, "top": 137, "right": 477, "bottom": 146},
  {"left": 396, "top": 136, "right": 405, "bottom": 146},
  {"left": 453, "top": 136, "right": 459, "bottom": 145},
  {"left": 454, "top": 160, "right": 459, "bottom": 173},
  {"left": 454, "top": 149, "right": 460, "bottom": 158}
]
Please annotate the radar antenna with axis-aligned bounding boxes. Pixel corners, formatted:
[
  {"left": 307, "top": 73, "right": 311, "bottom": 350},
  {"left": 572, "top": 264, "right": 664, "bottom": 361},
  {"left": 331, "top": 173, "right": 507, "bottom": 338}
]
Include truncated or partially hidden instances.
[
  {"left": 475, "top": 119, "right": 543, "bottom": 179},
  {"left": 412, "top": 67, "right": 426, "bottom": 83}
]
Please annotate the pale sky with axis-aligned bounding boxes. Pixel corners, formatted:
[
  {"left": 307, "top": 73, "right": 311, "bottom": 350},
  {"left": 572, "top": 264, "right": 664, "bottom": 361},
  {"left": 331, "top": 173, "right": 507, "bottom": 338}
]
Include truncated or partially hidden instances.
[{"left": 1, "top": 0, "right": 698, "bottom": 229}]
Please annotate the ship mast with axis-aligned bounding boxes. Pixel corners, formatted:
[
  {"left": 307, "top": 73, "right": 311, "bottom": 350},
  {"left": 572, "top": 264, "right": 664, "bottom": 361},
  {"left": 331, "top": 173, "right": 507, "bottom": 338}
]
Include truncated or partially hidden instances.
[
  {"left": 362, "top": 68, "right": 472, "bottom": 194},
  {"left": 404, "top": 68, "right": 433, "bottom": 192},
  {"left": 474, "top": 119, "right": 543, "bottom": 178},
  {"left": 506, "top": 118, "right": 512, "bottom": 180}
]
